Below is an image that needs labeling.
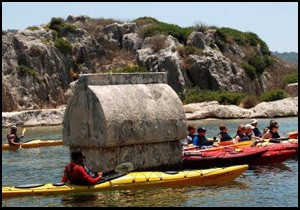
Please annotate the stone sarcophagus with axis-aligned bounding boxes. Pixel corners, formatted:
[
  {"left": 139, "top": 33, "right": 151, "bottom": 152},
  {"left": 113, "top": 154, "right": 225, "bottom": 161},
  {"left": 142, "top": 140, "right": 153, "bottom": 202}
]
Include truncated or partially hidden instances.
[{"left": 63, "top": 72, "right": 187, "bottom": 172}]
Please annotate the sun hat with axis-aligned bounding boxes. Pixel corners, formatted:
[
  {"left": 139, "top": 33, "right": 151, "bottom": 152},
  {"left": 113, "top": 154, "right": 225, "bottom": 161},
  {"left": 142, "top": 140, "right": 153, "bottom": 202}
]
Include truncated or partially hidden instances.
[
  {"left": 251, "top": 119, "right": 257, "bottom": 124},
  {"left": 245, "top": 124, "right": 255, "bottom": 130}
]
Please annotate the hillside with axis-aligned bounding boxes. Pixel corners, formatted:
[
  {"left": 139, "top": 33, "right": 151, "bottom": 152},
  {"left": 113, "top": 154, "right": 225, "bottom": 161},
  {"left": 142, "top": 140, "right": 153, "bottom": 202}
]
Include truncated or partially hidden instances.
[
  {"left": 272, "top": 51, "right": 298, "bottom": 67},
  {"left": 2, "top": 16, "right": 297, "bottom": 112}
]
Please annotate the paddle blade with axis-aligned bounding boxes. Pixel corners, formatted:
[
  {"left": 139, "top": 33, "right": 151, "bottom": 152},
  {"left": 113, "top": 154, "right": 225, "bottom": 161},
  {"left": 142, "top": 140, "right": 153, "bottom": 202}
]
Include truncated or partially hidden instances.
[
  {"left": 114, "top": 162, "right": 134, "bottom": 173},
  {"left": 22, "top": 128, "right": 27, "bottom": 136}
]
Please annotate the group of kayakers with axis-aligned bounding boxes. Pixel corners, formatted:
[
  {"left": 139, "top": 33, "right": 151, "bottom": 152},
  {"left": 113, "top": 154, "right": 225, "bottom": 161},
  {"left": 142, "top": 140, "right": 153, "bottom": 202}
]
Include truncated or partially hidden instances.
[
  {"left": 6, "top": 119, "right": 281, "bottom": 187},
  {"left": 184, "top": 119, "right": 281, "bottom": 148}
]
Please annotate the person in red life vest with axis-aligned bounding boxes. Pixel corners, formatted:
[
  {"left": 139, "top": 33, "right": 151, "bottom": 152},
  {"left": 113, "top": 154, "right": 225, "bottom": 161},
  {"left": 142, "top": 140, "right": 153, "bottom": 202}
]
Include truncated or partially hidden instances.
[{"left": 61, "top": 151, "right": 103, "bottom": 185}]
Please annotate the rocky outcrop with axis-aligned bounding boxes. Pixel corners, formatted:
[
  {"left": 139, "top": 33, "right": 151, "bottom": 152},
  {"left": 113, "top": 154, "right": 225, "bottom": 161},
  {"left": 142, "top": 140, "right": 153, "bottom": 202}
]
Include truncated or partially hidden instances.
[
  {"left": 2, "top": 97, "right": 297, "bottom": 128},
  {"left": 2, "top": 16, "right": 296, "bottom": 112},
  {"left": 184, "top": 97, "right": 298, "bottom": 120},
  {"left": 2, "top": 106, "right": 66, "bottom": 127},
  {"left": 137, "top": 35, "right": 186, "bottom": 97}
]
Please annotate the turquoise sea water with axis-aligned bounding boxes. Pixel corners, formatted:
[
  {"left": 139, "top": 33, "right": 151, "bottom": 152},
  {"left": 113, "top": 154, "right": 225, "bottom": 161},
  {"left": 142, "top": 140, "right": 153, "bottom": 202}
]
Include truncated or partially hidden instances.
[{"left": 2, "top": 117, "right": 298, "bottom": 207}]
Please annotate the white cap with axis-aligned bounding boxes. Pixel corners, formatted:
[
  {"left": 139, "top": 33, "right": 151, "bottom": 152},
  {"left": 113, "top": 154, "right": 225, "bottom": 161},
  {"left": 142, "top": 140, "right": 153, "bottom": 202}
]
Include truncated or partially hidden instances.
[
  {"left": 245, "top": 124, "right": 255, "bottom": 130},
  {"left": 251, "top": 119, "right": 257, "bottom": 124}
]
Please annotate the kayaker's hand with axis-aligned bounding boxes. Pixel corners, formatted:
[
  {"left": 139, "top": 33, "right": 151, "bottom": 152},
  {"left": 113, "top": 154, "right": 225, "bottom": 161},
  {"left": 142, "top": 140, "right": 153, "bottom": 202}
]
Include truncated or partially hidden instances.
[
  {"left": 213, "top": 142, "right": 219, "bottom": 147},
  {"left": 97, "top": 172, "right": 103, "bottom": 178}
]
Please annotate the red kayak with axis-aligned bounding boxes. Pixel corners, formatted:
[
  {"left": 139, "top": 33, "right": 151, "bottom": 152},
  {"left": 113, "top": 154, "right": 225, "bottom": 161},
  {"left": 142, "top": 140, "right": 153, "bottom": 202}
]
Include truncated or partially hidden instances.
[
  {"left": 253, "top": 138, "right": 298, "bottom": 156},
  {"left": 248, "top": 145, "right": 297, "bottom": 165},
  {"left": 182, "top": 147, "right": 268, "bottom": 169},
  {"left": 288, "top": 131, "right": 298, "bottom": 139}
]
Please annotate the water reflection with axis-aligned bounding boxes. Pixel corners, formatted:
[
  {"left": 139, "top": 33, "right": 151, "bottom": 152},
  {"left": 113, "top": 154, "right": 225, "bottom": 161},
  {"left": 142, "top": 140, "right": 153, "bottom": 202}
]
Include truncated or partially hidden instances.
[{"left": 61, "top": 188, "right": 190, "bottom": 207}]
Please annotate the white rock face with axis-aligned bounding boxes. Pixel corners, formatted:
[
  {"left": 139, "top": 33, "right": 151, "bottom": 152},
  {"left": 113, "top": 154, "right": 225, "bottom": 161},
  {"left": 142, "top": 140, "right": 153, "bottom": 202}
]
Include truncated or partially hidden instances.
[{"left": 184, "top": 97, "right": 298, "bottom": 120}]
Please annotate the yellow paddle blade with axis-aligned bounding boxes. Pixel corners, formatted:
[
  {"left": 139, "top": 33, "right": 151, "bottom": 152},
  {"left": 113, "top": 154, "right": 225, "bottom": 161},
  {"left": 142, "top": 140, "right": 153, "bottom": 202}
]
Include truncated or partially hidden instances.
[{"left": 22, "top": 128, "right": 27, "bottom": 136}]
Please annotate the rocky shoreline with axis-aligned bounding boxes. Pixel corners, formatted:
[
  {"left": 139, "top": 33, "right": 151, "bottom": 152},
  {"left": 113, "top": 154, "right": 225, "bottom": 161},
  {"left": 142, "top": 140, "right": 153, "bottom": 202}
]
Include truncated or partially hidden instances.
[{"left": 2, "top": 97, "right": 298, "bottom": 128}]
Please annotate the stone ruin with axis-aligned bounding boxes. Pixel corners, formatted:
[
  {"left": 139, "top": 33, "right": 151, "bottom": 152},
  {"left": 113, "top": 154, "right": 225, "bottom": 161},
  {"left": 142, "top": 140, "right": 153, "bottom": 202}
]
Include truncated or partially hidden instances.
[{"left": 63, "top": 72, "right": 187, "bottom": 172}]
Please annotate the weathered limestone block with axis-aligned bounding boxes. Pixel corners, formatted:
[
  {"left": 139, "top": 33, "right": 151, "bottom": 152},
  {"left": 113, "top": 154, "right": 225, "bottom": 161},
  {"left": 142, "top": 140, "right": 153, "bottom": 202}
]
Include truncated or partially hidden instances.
[{"left": 63, "top": 72, "right": 187, "bottom": 172}]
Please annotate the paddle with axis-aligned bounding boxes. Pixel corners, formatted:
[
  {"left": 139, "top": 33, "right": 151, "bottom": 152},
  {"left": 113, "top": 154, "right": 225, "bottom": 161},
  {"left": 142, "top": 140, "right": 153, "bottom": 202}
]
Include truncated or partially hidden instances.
[
  {"left": 16, "top": 162, "right": 135, "bottom": 188},
  {"left": 98, "top": 162, "right": 134, "bottom": 184},
  {"left": 18, "top": 128, "right": 27, "bottom": 149},
  {"left": 22, "top": 128, "right": 27, "bottom": 136}
]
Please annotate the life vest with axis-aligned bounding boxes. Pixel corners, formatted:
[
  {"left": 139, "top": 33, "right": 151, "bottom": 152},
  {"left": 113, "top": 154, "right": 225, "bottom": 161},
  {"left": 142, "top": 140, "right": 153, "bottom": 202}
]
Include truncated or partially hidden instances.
[
  {"left": 236, "top": 133, "right": 250, "bottom": 142},
  {"left": 218, "top": 132, "right": 232, "bottom": 142},
  {"left": 63, "top": 162, "right": 97, "bottom": 185},
  {"left": 7, "top": 134, "right": 21, "bottom": 144},
  {"left": 270, "top": 131, "right": 280, "bottom": 139}
]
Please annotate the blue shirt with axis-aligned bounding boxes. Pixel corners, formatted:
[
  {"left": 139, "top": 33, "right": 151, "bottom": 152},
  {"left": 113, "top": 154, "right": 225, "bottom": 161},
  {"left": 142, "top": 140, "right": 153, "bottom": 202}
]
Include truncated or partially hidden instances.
[{"left": 193, "top": 135, "right": 213, "bottom": 147}]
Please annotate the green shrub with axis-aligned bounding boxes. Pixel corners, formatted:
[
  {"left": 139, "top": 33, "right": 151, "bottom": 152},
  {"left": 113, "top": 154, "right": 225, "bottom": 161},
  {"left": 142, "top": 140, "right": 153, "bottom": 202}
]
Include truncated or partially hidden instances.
[
  {"left": 134, "top": 16, "right": 159, "bottom": 27},
  {"left": 111, "top": 66, "right": 148, "bottom": 73},
  {"left": 49, "top": 17, "right": 65, "bottom": 31},
  {"left": 244, "top": 32, "right": 270, "bottom": 55},
  {"left": 26, "top": 26, "right": 40, "bottom": 31},
  {"left": 241, "top": 95, "right": 258, "bottom": 108},
  {"left": 61, "top": 23, "right": 77, "bottom": 34},
  {"left": 18, "top": 65, "right": 37, "bottom": 76},
  {"left": 283, "top": 71, "right": 298, "bottom": 84},
  {"left": 183, "top": 87, "right": 245, "bottom": 105},
  {"left": 258, "top": 88, "right": 286, "bottom": 102},
  {"left": 192, "top": 21, "right": 209, "bottom": 32},
  {"left": 139, "top": 21, "right": 193, "bottom": 44},
  {"left": 218, "top": 91, "right": 246, "bottom": 105},
  {"left": 215, "top": 27, "right": 246, "bottom": 45},
  {"left": 248, "top": 55, "right": 267, "bottom": 75},
  {"left": 54, "top": 38, "right": 73, "bottom": 54},
  {"left": 48, "top": 17, "right": 77, "bottom": 37},
  {"left": 215, "top": 28, "right": 270, "bottom": 55},
  {"left": 241, "top": 62, "right": 256, "bottom": 80},
  {"left": 244, "top": 54, "right": 274, "bottom": 76},
  {"left": 177, "top": 46, "right": 203, "bottom": 57}
]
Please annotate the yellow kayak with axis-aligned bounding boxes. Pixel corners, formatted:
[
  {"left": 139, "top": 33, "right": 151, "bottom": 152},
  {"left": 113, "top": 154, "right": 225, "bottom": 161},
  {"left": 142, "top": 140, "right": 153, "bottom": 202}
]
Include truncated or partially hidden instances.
[
  {"left": 2, "top": 140, "right": 64, "bottom": 150},
  {"left": 2, "top": 164, "right": 248, "bottom": 198}
]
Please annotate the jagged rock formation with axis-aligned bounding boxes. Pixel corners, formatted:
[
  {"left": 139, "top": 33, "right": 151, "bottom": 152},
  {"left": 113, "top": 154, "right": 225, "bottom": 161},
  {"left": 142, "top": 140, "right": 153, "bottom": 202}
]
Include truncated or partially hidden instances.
[{"left": 2, "top": 16, "right": 297, "bottom": 112}]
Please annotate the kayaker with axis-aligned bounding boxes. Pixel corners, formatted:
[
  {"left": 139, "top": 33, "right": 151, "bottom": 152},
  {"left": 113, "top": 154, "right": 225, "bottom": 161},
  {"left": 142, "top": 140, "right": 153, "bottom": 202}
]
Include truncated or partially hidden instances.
[
  {"left": 7, "top": 125, "right": 24, "bottom": 146},
  {"left": 216, "top": 124, "right": 233, "bottom": 142},
  {"left": 186, "top": 125, "right": 196, "bottom": 145},
  {"left": 234, "top": 124, "right": 250, "bottom": 143},
  {"left": 245, "top": 124, "right": 255, "bottom": 140},
  {"left": 250, "top": 119, "right": 262, "bottom": 137},
  {"left": 193, "top": 127, "right": 214, "bottom": 148},
  {"left": 61, "top": 150, "right": 103, "bottom": 185},
  {"left": 262, "top": 121, "right": 281, "bottom": 139}
]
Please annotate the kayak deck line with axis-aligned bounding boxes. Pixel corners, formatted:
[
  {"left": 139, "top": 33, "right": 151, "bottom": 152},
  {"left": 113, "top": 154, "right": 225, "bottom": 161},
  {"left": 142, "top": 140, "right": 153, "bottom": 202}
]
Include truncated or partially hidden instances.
[{"left": 2, "top": 164, "right": 248, "bottom": 198}]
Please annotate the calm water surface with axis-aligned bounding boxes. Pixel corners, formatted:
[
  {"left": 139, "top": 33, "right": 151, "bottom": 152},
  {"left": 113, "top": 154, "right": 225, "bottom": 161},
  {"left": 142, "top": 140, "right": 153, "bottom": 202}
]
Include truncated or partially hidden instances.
[{"left": 2, "top": 117, "right": 298, "bottom": 207}]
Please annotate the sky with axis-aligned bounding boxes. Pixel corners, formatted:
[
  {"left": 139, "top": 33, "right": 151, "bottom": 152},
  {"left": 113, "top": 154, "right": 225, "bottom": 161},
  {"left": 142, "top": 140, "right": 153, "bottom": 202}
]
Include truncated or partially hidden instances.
[{"left": 2, "top": 2, "right": 298, "bottom": 53}]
